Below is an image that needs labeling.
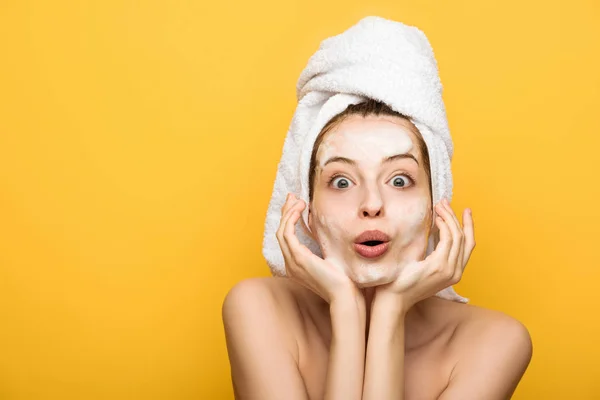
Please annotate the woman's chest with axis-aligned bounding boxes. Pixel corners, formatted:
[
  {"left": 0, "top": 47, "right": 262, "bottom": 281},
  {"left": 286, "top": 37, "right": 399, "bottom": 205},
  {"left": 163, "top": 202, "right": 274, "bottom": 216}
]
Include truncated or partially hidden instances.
[{"left": 298, "top": 327, "right": 455, "bottom": 400}]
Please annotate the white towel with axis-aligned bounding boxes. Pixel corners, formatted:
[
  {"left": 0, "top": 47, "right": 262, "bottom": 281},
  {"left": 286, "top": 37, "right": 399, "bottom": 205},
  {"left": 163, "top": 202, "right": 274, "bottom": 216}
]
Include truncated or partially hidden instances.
[{"left": 262, "top": 16, "right": 468, "bottom": 303}]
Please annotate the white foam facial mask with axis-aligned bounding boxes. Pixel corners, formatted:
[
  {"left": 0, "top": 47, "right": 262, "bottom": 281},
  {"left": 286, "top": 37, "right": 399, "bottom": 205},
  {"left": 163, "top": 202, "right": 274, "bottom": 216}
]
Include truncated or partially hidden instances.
[
  {"left": 318, "top": 124, "right": 413, "bottom": 169},
  {"left": 309, "top": 115, "right": 432, "bottom": 287}
]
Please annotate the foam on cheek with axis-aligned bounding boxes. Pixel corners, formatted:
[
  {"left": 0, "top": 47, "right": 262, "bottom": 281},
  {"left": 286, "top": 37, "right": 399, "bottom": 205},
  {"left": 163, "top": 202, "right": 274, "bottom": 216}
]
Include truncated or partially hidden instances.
[
  {"left": 390, "top": 200, "right": 430, "bottom": 250},
  {"left": 313, "top": 211, "right": 337, "bottom": 252},
  {"left": 313, "top": 211, "right": 348, "bottom": 271},
  {"left": 409, "top": 201, "right": 429, "bottom": 224}
]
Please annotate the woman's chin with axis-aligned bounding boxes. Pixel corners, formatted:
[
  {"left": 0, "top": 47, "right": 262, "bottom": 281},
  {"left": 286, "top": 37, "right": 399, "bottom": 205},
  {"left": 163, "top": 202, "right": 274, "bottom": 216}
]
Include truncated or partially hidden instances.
[{"left": 349, "top": 266, "right": 398, "bottom": 288}]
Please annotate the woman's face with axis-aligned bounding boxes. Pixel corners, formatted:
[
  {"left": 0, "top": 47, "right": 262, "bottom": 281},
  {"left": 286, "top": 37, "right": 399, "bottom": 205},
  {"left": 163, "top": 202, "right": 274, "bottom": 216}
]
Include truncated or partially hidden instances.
[{"left": 307, "top": 114, "right": 434, "bottom": 287}]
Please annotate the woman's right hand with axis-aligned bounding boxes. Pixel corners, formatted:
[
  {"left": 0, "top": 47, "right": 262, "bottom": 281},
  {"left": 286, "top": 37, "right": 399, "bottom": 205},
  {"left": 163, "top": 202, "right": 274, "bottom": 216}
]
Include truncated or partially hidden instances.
[{"left": 276, "top": 193, "right": 361, "bottom": 305}]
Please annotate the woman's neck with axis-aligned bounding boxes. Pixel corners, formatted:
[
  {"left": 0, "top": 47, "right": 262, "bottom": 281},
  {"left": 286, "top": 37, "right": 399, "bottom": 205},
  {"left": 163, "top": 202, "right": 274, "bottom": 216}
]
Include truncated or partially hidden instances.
[{"left": 362, "top": 287, "right": 435, "bottom": 350}]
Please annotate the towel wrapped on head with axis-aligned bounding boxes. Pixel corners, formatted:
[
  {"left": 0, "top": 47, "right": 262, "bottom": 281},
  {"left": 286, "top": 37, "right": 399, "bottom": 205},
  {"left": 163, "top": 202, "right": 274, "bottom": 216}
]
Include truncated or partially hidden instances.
[{"left": 262, "top": 15, "right": 468, "bottom": 303}]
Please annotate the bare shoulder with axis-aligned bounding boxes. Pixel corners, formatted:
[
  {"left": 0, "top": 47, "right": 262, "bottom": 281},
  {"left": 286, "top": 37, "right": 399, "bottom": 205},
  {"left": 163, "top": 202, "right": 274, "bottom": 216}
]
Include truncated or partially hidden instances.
[
  {"left": 439, "top": 301, "right": 533, "bottom": 399},
  {"left": 222, "top": 277, "right": 314, "bottom": 355},
  {"left": 221, "top": 277, "right": 319, "bottom": 398},
  {"left": 452, "top": 302, "right": 533, "bottom": 356},
  {"left": 222, "top": 276, "right": 298, "bottom": 309},
  {"left": 222, "top": 276, "right": 314, "bottom": 318}
]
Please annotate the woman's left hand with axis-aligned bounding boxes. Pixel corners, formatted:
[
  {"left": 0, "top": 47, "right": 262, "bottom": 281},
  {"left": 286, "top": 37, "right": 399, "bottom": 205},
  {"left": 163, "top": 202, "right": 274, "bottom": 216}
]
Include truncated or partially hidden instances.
[{"left": 374, "top": 198, "right": 476, "bottom": 312}]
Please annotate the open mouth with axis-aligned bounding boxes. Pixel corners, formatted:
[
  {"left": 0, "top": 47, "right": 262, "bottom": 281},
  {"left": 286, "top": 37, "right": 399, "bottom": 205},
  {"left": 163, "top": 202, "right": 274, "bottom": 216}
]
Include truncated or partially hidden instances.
[
  {"left": 354, "top": 241, "right": 389, "bottom": 259},
  {"left": 361, "top": 240, "right": 385, "bottom": 246},
  {"left": 353, "top": 230, "right": 391, "bottom": 258}
]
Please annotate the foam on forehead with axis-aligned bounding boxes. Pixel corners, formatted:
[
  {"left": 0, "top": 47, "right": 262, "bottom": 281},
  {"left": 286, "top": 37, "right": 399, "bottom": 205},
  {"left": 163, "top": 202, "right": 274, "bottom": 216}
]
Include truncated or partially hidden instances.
[{"left": 316, "top": 117, "right": 415, "bottom": 168}]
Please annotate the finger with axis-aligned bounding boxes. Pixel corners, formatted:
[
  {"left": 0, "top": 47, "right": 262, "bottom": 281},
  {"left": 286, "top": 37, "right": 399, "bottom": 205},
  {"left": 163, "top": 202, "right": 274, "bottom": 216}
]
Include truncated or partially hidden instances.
[
  {"left": 282, "top": 200, "right": 306, "bottom": 247},
  {"left": 430, "top": 214, "right": 452, "bottom": 266},
  {"left": 461, "top": 208, "right": 476, "bottom": 267},
  {"left": 453, "top": 227, "right": 465, "bottom": 283},
  {"left": 442, "top": 200, "right": 465, "bottom": 249},
  {"left": 443, "top": 201, "right": 468, "bottom": 275},
  {"left": 284, "top": 204, "right": 313, "bottom": 268},
  {"left": 277, "top": 197, "right": 298, "bottom": 242},
  {"left": 280, "top": 193, "right": 296, "bottom": 216},
  {"left": 277, "top": 199, "right": 304, "bottom": 269},
  {"left": 280, "top": 197, "right": 304, "bottom": 231},
  {"left": 442, "top": 198, "right": 461, "bottom": 230},
  {"left": 436, "top": 201, "right": 462, "bottom": 267},
  {"left": 276, "top": 213, "right": 295, "bottom": 273},
  {"left": 452, "top": 205, "right": 466, "bottom": 273}
]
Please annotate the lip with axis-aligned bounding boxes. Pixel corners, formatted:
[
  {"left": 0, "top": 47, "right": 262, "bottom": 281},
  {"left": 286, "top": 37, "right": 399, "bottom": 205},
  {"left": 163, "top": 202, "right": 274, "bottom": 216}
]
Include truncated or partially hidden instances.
[
  {"left": 353, "top": 242, "right": 390, "bottom": 259},
  {"left": 352, "top": 230, "right": 391, "bottom": 259},
  {"left": 354, "top": 230, "right": 391, "bottom": 244}
]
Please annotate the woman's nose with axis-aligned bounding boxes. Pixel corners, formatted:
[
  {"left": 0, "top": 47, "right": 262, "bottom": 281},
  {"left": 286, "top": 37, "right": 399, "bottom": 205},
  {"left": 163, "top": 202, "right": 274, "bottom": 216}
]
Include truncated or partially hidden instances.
[{"left": 359, "top": 189, "right": 384, "bottom": 218}]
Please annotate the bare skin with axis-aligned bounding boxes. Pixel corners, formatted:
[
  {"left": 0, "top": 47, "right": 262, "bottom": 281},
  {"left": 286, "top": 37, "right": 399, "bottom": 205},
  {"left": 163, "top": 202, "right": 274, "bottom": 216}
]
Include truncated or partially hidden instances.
[
  {"left": 223, "top": 276, "right": 531, "bottom": 399},
  {"left": 223, "top": 115, "right": 533, "bottom": 399}
]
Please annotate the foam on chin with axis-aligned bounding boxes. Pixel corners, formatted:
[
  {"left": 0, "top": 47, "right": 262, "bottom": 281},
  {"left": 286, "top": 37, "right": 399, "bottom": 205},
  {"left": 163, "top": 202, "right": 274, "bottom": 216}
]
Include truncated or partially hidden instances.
[
  {"left": 351, "top": 263, "right": 399, "bottom": 287},
  {"left": 323, "top": 255, "right": 399, "bottom": 287}
]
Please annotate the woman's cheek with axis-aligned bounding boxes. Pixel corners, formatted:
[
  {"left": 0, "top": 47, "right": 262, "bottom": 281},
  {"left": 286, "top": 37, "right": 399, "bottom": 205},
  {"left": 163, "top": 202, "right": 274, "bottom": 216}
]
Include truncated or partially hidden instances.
[
  {"left": 312, "top": 210, "right": 346, "bottom": 258},
  {"left": 410, "top": 200, "right": 430, "bottom": 229},
  {"left": 394, "top": 200, "right": 431, "bottom": 247}
]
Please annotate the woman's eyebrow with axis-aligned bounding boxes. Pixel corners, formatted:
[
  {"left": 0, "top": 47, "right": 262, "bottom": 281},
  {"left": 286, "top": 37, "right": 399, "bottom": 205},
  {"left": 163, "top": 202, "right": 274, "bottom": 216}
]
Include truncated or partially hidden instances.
[{"left": 323, "top": 153, "right": 419, "bottom": 167}]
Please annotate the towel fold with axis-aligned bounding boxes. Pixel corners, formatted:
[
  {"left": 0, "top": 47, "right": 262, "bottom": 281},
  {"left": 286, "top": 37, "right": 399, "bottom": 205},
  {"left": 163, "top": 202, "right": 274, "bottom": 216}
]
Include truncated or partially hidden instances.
[{"left": 262, "top": 15, "right": 468, "bottom": 303}]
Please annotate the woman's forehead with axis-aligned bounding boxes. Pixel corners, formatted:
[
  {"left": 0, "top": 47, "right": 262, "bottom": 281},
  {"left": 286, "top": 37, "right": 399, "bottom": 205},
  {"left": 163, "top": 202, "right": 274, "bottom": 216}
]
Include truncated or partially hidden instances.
[{"left": 317, "top": 115, "right": 422, "bottom": 164}]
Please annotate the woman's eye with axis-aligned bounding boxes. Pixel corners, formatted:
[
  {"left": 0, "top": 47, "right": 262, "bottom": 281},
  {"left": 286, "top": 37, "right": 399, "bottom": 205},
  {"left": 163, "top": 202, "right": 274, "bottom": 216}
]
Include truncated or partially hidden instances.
[
  {"left": 330, "top": 176, "right": 353, "bottom": 189},
  {"left": 388, "top": 174, "right": 413, "bottom": 188}
]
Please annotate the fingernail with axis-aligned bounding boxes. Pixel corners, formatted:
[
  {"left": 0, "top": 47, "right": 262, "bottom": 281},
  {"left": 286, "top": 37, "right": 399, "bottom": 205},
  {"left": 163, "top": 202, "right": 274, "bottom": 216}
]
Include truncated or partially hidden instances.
[{"left": 286, "top": 193, "right": 291, "bottom": 201}]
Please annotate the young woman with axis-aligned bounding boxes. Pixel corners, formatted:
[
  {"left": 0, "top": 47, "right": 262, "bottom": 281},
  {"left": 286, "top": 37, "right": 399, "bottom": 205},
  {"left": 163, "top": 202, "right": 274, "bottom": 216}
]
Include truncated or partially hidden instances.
[{"left": 222, "top": 99, "right": 533, "bottom": 399}]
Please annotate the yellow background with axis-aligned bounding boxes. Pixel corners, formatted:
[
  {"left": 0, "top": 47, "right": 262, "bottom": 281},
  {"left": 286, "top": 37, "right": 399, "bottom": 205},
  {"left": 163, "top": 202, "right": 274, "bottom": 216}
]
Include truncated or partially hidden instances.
[{"left": 1, "top": 0, "right": 598, "bottom": 399}]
